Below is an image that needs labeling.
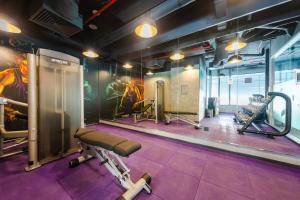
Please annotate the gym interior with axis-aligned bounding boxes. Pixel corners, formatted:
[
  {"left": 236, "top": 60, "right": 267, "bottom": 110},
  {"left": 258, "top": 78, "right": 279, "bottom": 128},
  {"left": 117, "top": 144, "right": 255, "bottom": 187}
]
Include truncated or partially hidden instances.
[{"left": 1, "top": 0, "right": 300, "bottom": 200}]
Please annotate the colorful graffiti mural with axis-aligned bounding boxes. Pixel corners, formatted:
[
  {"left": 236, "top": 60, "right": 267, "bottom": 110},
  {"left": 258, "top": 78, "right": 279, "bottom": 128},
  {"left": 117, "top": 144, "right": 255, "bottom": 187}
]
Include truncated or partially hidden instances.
[
  {"left": 105, "top": 77, "right": 144, "bottom": 117},
  {"left": 0, "top": 47, "right": 28, "bottom": 130}
]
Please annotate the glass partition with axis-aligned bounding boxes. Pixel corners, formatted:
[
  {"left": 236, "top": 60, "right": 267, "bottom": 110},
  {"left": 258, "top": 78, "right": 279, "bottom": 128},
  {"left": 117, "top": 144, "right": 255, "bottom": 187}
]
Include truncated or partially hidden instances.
[
  {"left": 272, "top": 40, "right": 300, "bottom": 142},
  {"left": 92, "top": 22, "right": 300, "bottom": 163}
]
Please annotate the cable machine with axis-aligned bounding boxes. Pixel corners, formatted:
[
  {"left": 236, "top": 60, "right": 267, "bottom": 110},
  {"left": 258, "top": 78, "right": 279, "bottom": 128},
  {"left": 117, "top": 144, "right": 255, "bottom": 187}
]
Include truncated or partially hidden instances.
[{"left": 0, "top": 49, "right": 83, "bottom": 171}]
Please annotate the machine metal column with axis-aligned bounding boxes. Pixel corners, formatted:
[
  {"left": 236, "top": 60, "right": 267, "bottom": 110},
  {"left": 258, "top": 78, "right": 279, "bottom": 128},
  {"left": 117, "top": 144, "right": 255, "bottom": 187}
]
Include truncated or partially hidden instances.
[{"left": 25, "top": 53, "right": 41, "bottom": 171}]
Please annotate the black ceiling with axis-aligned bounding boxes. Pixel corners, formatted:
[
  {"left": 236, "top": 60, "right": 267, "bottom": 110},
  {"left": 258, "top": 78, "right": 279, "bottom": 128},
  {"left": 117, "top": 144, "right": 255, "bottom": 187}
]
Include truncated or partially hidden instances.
[{"left": 0, "top": 0, "right": 300, "bottom": 62}]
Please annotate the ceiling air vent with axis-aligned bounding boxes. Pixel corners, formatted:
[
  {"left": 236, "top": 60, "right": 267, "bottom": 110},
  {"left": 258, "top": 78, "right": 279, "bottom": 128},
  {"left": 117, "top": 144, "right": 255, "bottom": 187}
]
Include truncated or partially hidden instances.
[{"left": 29, "top": 0, "right": 83, "bottom": 37}]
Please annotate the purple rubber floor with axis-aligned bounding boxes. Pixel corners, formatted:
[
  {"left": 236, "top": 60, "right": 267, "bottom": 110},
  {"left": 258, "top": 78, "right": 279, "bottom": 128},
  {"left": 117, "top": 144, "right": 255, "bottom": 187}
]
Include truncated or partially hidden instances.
[
  {"left": 1, "top": 124, "right": 300, "bottom": 200},
  {"left": 115, "top": 114, "right": 300, "bottom": 156}
]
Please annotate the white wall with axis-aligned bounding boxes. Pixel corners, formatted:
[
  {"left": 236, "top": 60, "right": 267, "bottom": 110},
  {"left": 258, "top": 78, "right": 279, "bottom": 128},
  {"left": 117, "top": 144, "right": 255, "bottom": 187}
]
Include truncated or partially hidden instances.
[{"left": 144, "top": 65, "right": 201, "bottom": 121}]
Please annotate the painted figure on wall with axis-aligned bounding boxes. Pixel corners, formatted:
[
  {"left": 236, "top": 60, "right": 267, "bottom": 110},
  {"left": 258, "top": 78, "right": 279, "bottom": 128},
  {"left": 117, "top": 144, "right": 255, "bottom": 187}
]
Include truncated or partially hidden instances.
[
  {"left": 105, "top": 77, "right": 144, "bottom": 118},
  {"left": 0, "top": 47, "right": 28, "bottom": 130}
]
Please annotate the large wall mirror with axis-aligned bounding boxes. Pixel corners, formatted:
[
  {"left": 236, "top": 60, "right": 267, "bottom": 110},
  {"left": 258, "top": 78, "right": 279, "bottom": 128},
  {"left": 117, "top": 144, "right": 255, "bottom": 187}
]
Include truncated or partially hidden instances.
[{"left": 84, "top": 19, "right": 300, "bottom": 165}]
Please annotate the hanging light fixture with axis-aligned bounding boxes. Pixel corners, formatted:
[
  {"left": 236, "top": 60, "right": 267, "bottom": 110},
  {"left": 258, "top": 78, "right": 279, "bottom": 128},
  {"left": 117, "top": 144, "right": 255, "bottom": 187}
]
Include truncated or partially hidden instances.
[
  {"left": 184, "top": 64, "right": 193, "bottom": 70},
  {"left": 123, "top": 63, "right": 133, "bottom": 69},
  {"left": 170, "top": 51, "right": 184, "bottom": 61},
  {"left": 82, "top": 50, "right": 99, "bottom": 58},
  {"left": 225, "top": 38, "right": 247, "bottom": 52},
  {"left": 135, "top": 18, "right": 157, "bottom": 38},
  {"left": 146, "top": 71, "right": 154, "bottom": 76},
  {"left": 0, "top": 17, "right": 21, "bottom": 33},
  {"left": 228, "top": 55, "right": 242, "bottom": 64}
]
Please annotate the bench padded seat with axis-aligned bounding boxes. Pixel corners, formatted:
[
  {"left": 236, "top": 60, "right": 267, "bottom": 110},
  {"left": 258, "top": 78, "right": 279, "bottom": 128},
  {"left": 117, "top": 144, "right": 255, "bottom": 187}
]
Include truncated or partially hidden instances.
[
  {"left": 114, "top": 140, "right": 141, "bottom": 157},
  {"left": 76, "top": 128, "right": 141, "bottom": 157},
  {"left": 74, "top": 128, "right": 96, "bottom": 138}
]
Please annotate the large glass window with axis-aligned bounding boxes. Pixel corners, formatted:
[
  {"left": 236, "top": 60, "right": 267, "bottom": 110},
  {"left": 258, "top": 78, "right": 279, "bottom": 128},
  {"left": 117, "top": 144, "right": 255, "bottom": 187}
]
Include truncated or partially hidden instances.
[
  {"left": 273, "top": 40, "right": 300, "bottom": 140},
  {"left": 210, "top": 68, "right": 265, "bottom": 106}
]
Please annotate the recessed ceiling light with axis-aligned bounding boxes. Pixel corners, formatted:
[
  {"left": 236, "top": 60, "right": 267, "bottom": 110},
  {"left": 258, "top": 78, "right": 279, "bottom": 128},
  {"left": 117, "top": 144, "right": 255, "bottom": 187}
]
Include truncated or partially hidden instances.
[
  {"left": 82, "top": 50, "right": 99, "bottom": 58},
  {"left": 0, "top": 18, "right": 21, "bottom": 33},
  {"left": 123, "top": 63, "right": 133, "bottom": 69}
]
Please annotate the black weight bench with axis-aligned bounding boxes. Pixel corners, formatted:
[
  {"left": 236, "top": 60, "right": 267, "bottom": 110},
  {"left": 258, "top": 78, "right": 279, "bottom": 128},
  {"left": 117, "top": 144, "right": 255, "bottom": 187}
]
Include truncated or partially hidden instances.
[
  {"left": 164, "top": 111, "right": 201, "bottom": 129},
  {"left": 69, "top": 128, "right": 152, "bottom": 200},
  {"left": 133, "top": 100, "right": 156, "bottom": 123}
]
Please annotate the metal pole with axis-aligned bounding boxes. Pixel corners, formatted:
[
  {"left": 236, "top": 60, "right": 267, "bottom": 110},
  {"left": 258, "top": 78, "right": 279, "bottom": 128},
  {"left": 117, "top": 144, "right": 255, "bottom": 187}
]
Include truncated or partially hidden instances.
[
  {"left": 25, "top": 53, "right": 41, "bottom": 171},
  {"left": 79, "top": 65, "right": 84, "bottom": 128}
]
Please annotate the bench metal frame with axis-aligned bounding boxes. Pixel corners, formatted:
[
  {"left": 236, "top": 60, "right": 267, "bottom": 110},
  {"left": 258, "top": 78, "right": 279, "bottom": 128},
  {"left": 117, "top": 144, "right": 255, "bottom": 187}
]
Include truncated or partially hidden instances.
[
  {"left": 133, "top": 99, "right": 157, "bottom": 124},
  {"left": 71, "top": 141, "right": 152, "bottom": 200},
  {"left": 164, "top": 112, "right": 201, "bottom": 129}
]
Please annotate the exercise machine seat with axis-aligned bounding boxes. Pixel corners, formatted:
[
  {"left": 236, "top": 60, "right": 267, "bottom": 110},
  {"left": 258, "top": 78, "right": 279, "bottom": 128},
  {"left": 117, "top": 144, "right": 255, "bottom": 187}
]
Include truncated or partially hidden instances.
[
  {"left": 114, "top": 140, "right": 141, "bottom": 157},
  {"left": 76, "top": 128, "right": 141, "bottom": 157}
]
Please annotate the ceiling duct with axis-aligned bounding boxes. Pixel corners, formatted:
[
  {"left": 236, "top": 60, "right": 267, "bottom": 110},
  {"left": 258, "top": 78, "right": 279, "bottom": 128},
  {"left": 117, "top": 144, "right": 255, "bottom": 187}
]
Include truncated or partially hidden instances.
[{"left": 29, "top": 0, "right": 83, "bottom": 37}]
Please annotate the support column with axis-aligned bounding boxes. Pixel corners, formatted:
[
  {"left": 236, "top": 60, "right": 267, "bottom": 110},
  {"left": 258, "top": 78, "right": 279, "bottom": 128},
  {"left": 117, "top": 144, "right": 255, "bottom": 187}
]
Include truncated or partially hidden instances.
[
  {"left": 25, "top": 53, "right": 41, "bottom": 171},
  {"left": 265, "top": 48, "right": 270, "bottom": 96},
  {"left": 80, "top": 65, "right": 84, "bottom": 128}
]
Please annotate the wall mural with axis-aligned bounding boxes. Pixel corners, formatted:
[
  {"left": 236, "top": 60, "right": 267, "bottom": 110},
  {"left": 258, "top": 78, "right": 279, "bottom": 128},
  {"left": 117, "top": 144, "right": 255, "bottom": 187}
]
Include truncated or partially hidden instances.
[
  {"left": 83, "top": 61, "right": 144, "bottom": 122},
  {"left": 0, "top": 47, "right": 28, "bottom": 130},
  {"left": 104, "top": 77, "right": 144, "bottom": 119}
]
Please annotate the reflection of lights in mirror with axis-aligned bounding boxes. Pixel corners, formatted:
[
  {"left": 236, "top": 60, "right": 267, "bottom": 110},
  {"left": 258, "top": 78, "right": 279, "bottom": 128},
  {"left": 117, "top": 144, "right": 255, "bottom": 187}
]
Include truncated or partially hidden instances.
[
  {"left": 184, "top": 64, "right": 193, "bottom": 70},
  {"left": 122, "top": 63, "right": 133, "bottom": 69},
  {"left": 135, "top": 19, "right": 157, "bottom": 38},
  {"left": 170, "top": 51, "right": 184, "bottom": 61},
  {"left": 82, "top": 50, "right": 99, "bottom": 58},
  {"left": 228, "top": 55, "right": 242, "bottom": 64},
  {"left": 225, "top": 38, "right": 247, "bottom": 52},
  {"left": 0, "top": 18, "right": 21, "bottom": 33},
  {"left": 146, "top": 71, "right": 154, "bottom": 76}
]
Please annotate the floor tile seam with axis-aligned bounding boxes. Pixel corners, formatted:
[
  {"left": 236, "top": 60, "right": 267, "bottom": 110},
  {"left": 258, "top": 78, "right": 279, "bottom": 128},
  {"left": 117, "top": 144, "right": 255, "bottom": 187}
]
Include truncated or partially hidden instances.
[
  {"left": 200, "top": 178, "right": 255, "bottom": 200},
  {"left": 193, "top": 155, "right": 209, "bottom": 200}
]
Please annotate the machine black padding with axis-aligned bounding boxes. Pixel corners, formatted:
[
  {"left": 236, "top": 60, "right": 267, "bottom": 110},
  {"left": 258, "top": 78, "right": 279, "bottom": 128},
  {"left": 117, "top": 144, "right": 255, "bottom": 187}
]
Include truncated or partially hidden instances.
[
  {"left": 113, "top": 140, "right": 141, "bottom": 157},
  {"left": 79, "top": 131, "right": 127, "bottom": 151},
  {"left": 74, "top": 128, "right": 96, "bottom": 138}
]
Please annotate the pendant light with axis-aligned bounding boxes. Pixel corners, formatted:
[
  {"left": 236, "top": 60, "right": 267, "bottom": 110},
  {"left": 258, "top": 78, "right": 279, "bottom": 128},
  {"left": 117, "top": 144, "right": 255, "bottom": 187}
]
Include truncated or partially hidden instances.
[
  {"left": 170, "top": 51, "right": 185, "bottom": 61},
  {"left": 123, "top": 63, "right": 133, "bottom": 69},
  {"left": 228, "top": 55, "right": 242, "bottom": 64},
  {"left": 135, "top": 18, "right": 157, "bottom": 38},
  {"left": 82, "top": 50, "right": 99, "bottom": 58},
  {"left": 146, "top": 71, "right": 154, "bottom": 76},
  {"left": 184, "top": 64, "right": 193, "bottom": 70},
  {"left": 0, "top": 16, "right": 21, "bottom": 33},
  {"left": 225, "top": 38, "right": 247, "bottom": 52}
]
